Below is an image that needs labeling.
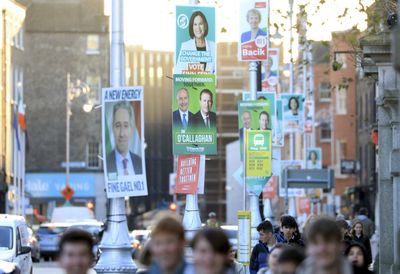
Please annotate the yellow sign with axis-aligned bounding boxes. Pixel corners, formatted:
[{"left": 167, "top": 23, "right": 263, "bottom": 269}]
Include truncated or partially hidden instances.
[{"left": 245, "top": 130, "right": 272, "bottom": 177}]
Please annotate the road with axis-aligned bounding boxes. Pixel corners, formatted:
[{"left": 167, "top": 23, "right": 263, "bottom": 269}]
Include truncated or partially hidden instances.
[{"left": 33, "top": 262, "right": 96, "bottom": 274}]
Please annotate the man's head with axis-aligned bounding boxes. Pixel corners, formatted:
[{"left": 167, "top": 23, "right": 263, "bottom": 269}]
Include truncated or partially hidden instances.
[
  {"left": 58, "top": 229, "right": 94, "bottom": 274},
  {"left": 150, "top": 213, "right": 185, "bottom": 272},
  {"left": 259, "top": 111, "right": 270, "bottom": 130},
  {"left": 241, "top": 111, "right": 251, "bottom": 129},
  {"left": 176, "top": 88, "right": 189, "bottom": 112},
  {"left": 280, "top": 215, "right": 298, "bottom": 240},
  {"left": 257, "top": 220, "right": 273, "bottom": 244},
  {"left": 359, "top": 207, "right": 368, "bottom": 216},
  {"left": 112, "top": 101, "right": 134, "bottom": 155},
  {"left": 277, "top": 246, "right": 305, "bottom": 274},
  {"left": 306, "top": 217, "right": 343, "bottom": 270},
  {"left": 199, "top": 89, "right": 213, "bottom": 115}
]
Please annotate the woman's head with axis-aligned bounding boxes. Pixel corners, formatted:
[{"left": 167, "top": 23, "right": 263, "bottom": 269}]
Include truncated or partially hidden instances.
[
  {"left": 308, "top": 151, "right": 318, "bottom": 162},
  {"left": 352, "top": 221, "right": 363, "bottom": 236},
  {"left": 189, "top": 11, "right": 209, "bottom": 40},
  {"left": 191, "top": 228, "right": 231, "bottom": 274},
  {"left": 246, "top": 9, "right": 261, "bottom": 30},
  {"left": 345, "top": 243, "right": 368, "bottom": 269},
  {"left": 288, "top": 97, "right": 299, "bottom": 111}
]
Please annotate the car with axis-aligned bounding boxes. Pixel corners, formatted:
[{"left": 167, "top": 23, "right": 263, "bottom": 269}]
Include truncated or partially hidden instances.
[
  {"left": 36, "top": 222, "right": 72, "bottom": 261},
  {"left": 0, "top": 214, "right": 32, "bottom": 274},
  {"left": 0, "top": 260, "right": 21, "bottom": 274},
  {"left": 221, "top": 225, "right": 238, "bottom": 250},
  {"left": 27, "top": 227, "right": 40, "bottom": 263}
]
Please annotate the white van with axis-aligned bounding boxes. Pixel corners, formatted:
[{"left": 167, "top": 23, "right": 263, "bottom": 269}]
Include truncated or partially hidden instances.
[{"left": 0, "top": 214, "right": 32, "bottom": 274}]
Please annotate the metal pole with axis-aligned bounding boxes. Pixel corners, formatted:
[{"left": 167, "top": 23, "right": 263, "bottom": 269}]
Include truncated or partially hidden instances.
[
  {"left": 66, "top": 73, "right": 70, "bottom": 188},
  {"left": 249, "top": 61, "right": 262, "bottom": 247},
  {"left": 95, "top": 0, "right": 137, "bottom": 273}
]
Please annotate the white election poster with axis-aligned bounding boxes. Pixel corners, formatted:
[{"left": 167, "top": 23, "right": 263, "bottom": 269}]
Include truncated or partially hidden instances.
[
  {"left": 237, "top": 211, "right": 251, "bottom": 266},
  {"left": 102, "top": 87, "right": 148, "bottom": 198},
  {"left": 279, "top": 160, "right": 305, "bottom": 197}
]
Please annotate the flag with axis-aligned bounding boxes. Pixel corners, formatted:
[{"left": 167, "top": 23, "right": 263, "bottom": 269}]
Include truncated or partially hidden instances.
[
  {"left": 17, "top": 91, "right": 26, "bottom": 131},
  {"left": 13, "top": 108, "right": 21, "bottom": 151}
]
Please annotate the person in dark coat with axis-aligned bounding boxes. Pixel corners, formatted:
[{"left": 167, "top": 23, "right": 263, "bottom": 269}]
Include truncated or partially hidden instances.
[
  {"left": 274, "top": 215, "right": 304, "bottom": 248},
  {"left": 351, "top": 221, "right": 372, "bottom": 265},
  {"left": 250, "top": 220, "right": 274, "bottom": 274},
  {"left": 345, "top": 242, "right": 373, "bottom": 274}
]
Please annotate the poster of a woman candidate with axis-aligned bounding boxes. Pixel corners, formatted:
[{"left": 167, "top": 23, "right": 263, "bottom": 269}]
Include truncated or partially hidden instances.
[
  {"left": 262, "top": 48, "right": 279, "bottom": 92},
  {"left": 239, "top": 1, "right": 269, "bottom": 61},
  {"left": 281, "top": 93, "right": 304, "bottom": 133},
  {"left": 175, "top": 6, "right": 216, "bottom": 75}
]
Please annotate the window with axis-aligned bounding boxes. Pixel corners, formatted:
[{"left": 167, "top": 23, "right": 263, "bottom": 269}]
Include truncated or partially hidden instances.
[
  {"left": 86, "top": 76, "right": 101, "bottom": 103},
  {"left": 86, "top": 35, "right": 100, "bottom": 54},
  {"left": 13, "top": 25, "right": 24, "bottom": 50},
  {"left": 87, "top": 142, "right": 101, "bottom": 169},
  {"left": 336, "top": 86, "right": 347, "bottom": 114},
  {"left": 335, "top": 53, "right": 347, "bottom": 70},
  {"left": 320, "top": 122, "right": 331, "bottom": 141},
  {"left": 319, "top": 82, "right": 331, "bottom": 102},
  {"left": 336, "top": 140, "right": 347, "bottom": 165}
]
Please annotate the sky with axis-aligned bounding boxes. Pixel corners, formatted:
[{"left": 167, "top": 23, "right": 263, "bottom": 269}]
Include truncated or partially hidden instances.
[{"left": 105, "top": 0, "right": 374, "bottom": 62}]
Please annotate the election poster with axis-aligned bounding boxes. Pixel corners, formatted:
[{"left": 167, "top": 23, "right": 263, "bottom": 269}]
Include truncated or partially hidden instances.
[
  {"left": 176, "top": 155, "right": 200, "bottom": 194},
  {"left": 102, "top": 87, "right": 147, "bottom": 198},
  {"left": 239, "top": 0, "right": 269, "bottom": 61},
  {"left": 243, "top": 92, "right": 278, "bottom": 146},
  {"left": 281, "top": 93, "right": 304, "bottom": 133},
  {"left": 173, "top": 74, "right": 217, "bottom": 155},
  {"left": 262, "top": 48, "right": 280, "bottom": 92},
  {"left": 263, "top": 176, "right": 278, "bottom": 200},
  {"left": 304, "top": 100, "right": 315, "bottom": 133},
  {"left": 306, "top": 147, "right": 322, "bottom": 169},
  {"left": 237, "top": 211, "right": 251, "bottom": 266},
  {"left": 279, "top": 160, "right": 305, "bottom": 198},
  {"left": 297, "top": 197, "right": 311, "bottom": 215},
  {"left": 175, "top": 5, "right": 216, "bottom": 75},
  {"left": 245, "top": 130, "right": 272, "bottom": 194},
  {"left": 275, "top": 99, "right": 284, "bottom": 146},
  {"left": 238, "top": 100, "right": 272, "bottom": 160}
]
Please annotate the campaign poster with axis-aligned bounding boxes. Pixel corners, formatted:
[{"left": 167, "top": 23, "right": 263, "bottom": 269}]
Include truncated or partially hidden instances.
[
  {"left": 102, "top": 87, "right": 147, "bottom": 198},
  {"left": 238, "top": 100, "right": 272, "bottom": 161},
  {"left": 239, "top": 0, "right": 269, "bottom": 61},
  {"left": 262, "top": 48, "right": 280, "bottom": 92},
  {"left": 278, "top": 160, "right": 305, "bottom": 198},
  {"left": 237, "top": 211, "right": 251, "bottom": 266},
  {"left": 176, "top": 155, "right": 200, "bottom": 194},
  {"left": 304, "top": 100, "right": 315, "bottom": 133},
  {"left": 281, "top": 93, "right": 304, "bottom": 133},
  {"left": 306, "top": 147, "right": 322, "bottom": 169},
  {"left": 245, "top": 130, "right": 272, "bottom": 195},
  {"left": 263, "top": 176, "right": 278, "bottom": 200},
  {"left": 173, "top": 74, "right": 217, "bottom": 155},
  {"left": 297, "top": 197, "right": 311, "bottom": 215},
  {"left": 275, "top": 99, "right": 284, "bottom": 146},
  {"left": 243, "top": 92, "right": 279, "bottom": 146},
  {"left": 175, "top": 5, "right": 216, "bottom": 74}
]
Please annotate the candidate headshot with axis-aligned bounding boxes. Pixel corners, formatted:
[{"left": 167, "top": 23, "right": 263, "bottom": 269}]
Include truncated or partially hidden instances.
[
  {"left": 239, "top": 111, "right": 252, "bottom": 139},
  {"left": 258, "top": 111, "right": 271, "bottom": 130},
  {"left": 288, "top": 97, "right": 300, "bottom": 116},
  {"left": 175, "top": 11, "right": 216, "bottom": 74},
  {"left": 173, "top": 88, "right": 193, "bottom": 130},
  {"left": 106, "top": 101, "right": 143, "bottom": 176},
  {"left": 241, "top": 8, "right": 267, "bottom": 43},
  {"left": 308, "top": 151, "right": 318, "bottom": 165},
  {"left": 193, "top": 89, "right": 216, "bottom": 129}
]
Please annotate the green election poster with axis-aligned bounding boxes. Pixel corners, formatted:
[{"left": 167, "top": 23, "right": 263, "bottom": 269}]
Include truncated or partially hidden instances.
[{"left": 172, "top": 74, "right": 217, "bottom": 155}]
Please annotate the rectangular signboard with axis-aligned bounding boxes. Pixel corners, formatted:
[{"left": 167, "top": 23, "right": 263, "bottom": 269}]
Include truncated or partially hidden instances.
[
  {"left": 102, "top": 87, "right": 148, "bottom": 198},
  {"left": 246, "top": 130, "right": 272, "bottom": 177},
  {"left": 239, "top": 1, "right": 269, "bottom": 61},
  {"left": 262, "top": 48, "right": 279, "bottom": 92},
  {"left": 279, "top": 160, "right": 306, "bottom": 197},
  {"left": 237, "top": 211, "right": 251, "bottom": 265},
  {"left": 173, "top": 74, "right": 217, "bottom": 155},
  {"left": 175, "top": 5, "right": 216, "bottom": 74},
  {"left": 176, "top": 155, "right": 200, "bottom": 194},
  {"left": 281, "top": 93, "right": 304, "bottom": 133},
  {"left": 306, "top": 147, "right": 322, "bottom": 169}
]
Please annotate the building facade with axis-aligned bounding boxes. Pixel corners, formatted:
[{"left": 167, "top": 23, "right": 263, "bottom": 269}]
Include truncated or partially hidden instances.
[
  {"left": 23, "top": 0, "right": 109, "bottom": 221},
  {"left": 0, "top": 0, "right": 26, "bottom": 214}
]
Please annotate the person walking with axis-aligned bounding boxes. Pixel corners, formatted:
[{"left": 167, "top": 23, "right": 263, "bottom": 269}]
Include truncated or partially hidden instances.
[
  {"left": 350, "top": 221, "right": 372, "bottom": 266},
  {"left": 250, "top": 220, "right": 275, "bottom": 274},
  {"left": 345, "top": 242, "right": 373, "bottom": 274},
  {"left": 206, "top": 212, "right": 220, "bottom": 228},
  {"left": 275, "top": 215, "right": 304, "bottom": 247},
  {"left": 352, "top": 208, "right": 374, "bottom": 239},
  {"left": 257, "top": 244, "right": 287, "bottom": 274}
]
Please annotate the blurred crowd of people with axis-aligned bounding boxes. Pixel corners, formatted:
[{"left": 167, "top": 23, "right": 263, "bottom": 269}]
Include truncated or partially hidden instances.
[{"left": 55, "top": 207, "right": 375, "bottom": 274}]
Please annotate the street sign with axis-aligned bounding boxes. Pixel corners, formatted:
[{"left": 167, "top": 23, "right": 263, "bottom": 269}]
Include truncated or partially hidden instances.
[
  {"left": 61, "top": 161, "right": 86, "bottom": 168},
  {"left": 61, "top": 184, "right": 75, "bottom": 201},
  {"left": 282, "top": 169, "right": 334, "bottom": 189},
  {"left": 341, "top": 160, "right": 356, "bottom": 174},
  {"left": 237, "top": 211, "right": 251, "bottom": 266}
]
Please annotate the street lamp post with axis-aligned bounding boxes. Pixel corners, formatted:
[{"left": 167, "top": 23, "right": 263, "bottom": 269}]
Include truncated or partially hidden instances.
[{"left": 94, "top": 0, "right": 137, "bottom": 273}]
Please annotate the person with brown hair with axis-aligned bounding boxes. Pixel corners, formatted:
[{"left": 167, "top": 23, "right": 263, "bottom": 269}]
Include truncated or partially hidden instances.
[
  {"left": 296, "top": 217, "right": 353, "bottom": 274},
  {"left": 191, "top": 228, "right": 235, "bottom": 274},
  {"left": 144, "top": 213, "right": 188, "bottom": 274},
  {"left": 350, "top": 221, "right": 372, "bottom": 265}
]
